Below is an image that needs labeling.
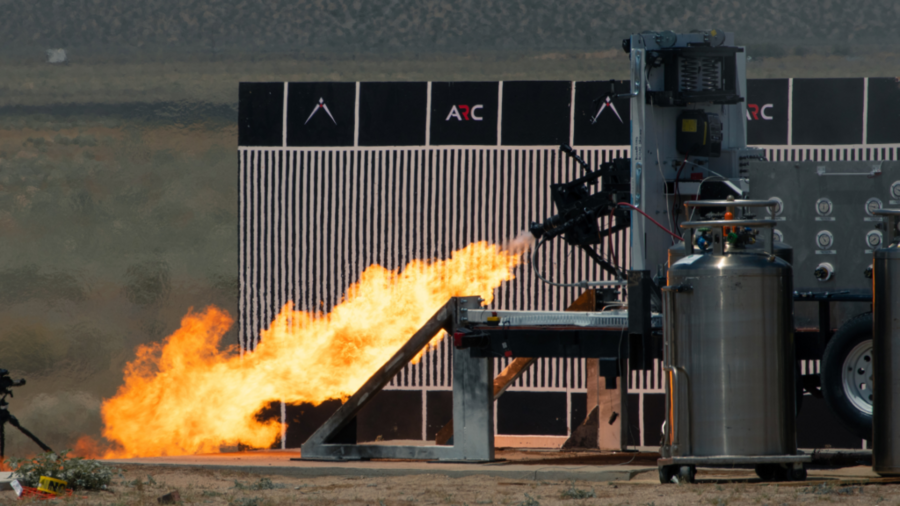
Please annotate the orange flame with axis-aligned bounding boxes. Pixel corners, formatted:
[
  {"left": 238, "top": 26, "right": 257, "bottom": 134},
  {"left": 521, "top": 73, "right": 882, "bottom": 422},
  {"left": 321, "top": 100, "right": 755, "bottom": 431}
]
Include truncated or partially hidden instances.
[{"left": 98, "top": 240, "right": 527, "bottom": 457}]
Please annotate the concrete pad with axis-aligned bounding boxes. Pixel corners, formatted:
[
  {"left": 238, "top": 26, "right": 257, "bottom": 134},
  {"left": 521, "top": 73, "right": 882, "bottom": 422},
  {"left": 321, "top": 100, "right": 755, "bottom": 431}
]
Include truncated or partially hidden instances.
[
  {"left": 107, "top": 450, "right": 654, "bottom": 482},
  {"left": 0, "top": 471, "right": 14, "bottom": 491},
  {"left": 810, "top": 465, "right": 880, "bottom": 479}
]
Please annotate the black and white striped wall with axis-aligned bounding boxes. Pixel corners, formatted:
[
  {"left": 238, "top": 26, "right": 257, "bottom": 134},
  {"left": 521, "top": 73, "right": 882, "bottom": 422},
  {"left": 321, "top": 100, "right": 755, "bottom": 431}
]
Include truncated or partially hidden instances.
[{"left": 239, "top": 78, "right": 900, "bottom": 449}]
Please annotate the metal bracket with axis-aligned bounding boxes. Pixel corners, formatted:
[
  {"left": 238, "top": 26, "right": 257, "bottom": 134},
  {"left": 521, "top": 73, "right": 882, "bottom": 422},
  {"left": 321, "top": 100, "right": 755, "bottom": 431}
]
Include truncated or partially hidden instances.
[
  {"left": 816, "top": 163, "right": 882, "bottom": 177},
  {"left": 300, "top": 296, "right": 495, "bottom": 462}
]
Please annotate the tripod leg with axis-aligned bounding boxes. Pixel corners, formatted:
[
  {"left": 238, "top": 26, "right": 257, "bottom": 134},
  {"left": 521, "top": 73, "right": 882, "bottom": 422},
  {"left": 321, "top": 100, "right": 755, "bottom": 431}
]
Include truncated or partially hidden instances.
[{"left": 7, "top": 415, "right": 52, "bottom": 454}]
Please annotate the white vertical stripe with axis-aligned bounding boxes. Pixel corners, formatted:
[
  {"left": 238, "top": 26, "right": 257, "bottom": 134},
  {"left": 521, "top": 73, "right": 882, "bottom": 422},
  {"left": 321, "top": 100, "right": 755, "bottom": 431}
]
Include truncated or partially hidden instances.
[
  {"left": 295, "top": 151, "right": 303, "bottom": 314},
  {"left": 638, "top": 392, "right": 645, "bottom": 446},
  {"left": 493, "top": 399, "right": 499, "bottom": 436},
  {"left": 328, "top": 150, "right": 335, "bottom": 308},
  {"left": 282, "top": 83, "right": 289, "bottom": 147},
  {"left": 278, "top": 151, "right": 285, "bottom": 322},
  {"left": 281, "top": 401, "right": 287, "bottom": 449},
  {"left": 421, "top": 388, "right": 427, "bottom": 440},
  {"left": 238, "top": 152, "right": 246, "bottom": 357},
  {"left": 315, "top": 152, "right": 323, "bottom": 312},
  {"left": 251, "top": 150, "right": 259, "bottom": 350}
]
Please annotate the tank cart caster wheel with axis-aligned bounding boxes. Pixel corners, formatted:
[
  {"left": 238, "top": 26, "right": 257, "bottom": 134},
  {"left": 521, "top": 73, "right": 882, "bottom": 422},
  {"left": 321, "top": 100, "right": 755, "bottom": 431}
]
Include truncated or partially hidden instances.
[
  {"left": 677, "top": 465, "right": 696, "bottom": 483},
  {"left": 755, "top": 464, "right": 778, "bottom": 481},
  {"left": 658, "top": 465, "right": 677, "bottom": 484}
]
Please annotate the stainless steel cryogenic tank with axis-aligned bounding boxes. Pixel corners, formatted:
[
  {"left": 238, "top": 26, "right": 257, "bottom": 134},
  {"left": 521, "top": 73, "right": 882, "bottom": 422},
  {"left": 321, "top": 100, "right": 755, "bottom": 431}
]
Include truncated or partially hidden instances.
[
  {"left": 873, "top": 209, "right": 900, "bottom": 476},
  {"left": 660, "top": 218, "right": 805, "bottom": 483}
]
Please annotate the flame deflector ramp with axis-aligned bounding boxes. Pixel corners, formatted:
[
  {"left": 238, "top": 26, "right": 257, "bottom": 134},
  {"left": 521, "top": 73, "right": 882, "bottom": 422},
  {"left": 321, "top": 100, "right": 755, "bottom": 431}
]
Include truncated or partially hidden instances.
[{"left": 300, "top": 296, "right": 495, "bottom": 462}]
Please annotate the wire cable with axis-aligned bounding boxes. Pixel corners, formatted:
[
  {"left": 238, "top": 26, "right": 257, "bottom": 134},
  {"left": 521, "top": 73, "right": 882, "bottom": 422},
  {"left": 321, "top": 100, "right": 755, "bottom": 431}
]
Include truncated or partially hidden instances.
[
  {"left": 531, "top": 237, "right": 626, "bottom": 289},
  {"left": 649, "top": 94, "right": 676, "bottom": 246},
  {"left": 617, "top": 202, "right": 683, "bottom": 241},
  {"left": 687, "top": 175, "right": 726, "bottom": 222}
]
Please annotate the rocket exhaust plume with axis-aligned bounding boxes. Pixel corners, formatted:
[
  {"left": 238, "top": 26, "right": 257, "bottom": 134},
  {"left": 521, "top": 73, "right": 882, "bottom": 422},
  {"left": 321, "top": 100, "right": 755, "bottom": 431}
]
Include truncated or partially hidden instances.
[{"left": 95, "top": 239, "right": 530, "bottom": 458}]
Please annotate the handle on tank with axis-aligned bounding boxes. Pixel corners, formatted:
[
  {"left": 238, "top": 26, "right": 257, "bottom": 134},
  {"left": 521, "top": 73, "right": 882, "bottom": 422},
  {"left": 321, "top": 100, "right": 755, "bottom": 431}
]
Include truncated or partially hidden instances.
[
  {"left": 663, "top": 366, "right": 691, "bottom": 455},
  {"left": 874, "top": 209, "right": 900, "bottom": 246},
  {"left": 681, "top": 219, "right": 777, "bottom": 256},
  {"left": 661, "top": 285, "right": 691, "bottom": 455},
  {"left": 683, "top": 199, "right": 780, "bottom": 209}
]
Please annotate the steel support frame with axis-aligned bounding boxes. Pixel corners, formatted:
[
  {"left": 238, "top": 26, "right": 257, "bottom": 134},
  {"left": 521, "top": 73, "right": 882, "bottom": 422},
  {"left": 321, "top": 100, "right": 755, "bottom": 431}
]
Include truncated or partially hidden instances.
[{"left": 300, "top": 296, "right": 495, "bottom": 461}]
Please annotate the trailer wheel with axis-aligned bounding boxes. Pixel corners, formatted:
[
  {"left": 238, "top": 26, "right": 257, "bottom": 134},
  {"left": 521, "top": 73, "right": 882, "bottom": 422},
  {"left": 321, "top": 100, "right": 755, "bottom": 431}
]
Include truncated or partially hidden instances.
[{"left": 820, "top": 313, "right": 873, "bottom": 441}]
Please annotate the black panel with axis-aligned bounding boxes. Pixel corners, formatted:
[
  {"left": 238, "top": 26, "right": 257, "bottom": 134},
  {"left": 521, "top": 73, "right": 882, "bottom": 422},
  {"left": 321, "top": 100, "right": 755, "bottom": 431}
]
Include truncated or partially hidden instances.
[
  {"left": 867, "top": 77, "right": 900, "bottom": 144},
  {"left": 642, "top": 393, "right": 665, "bottom": 447},
  {"left": 357, "top": 390, "right": 423, "bottom": 442},
  {"left": 501, "top": 81, "right": 571, "bottom": 146},
  {"left": 573, "top": 80, "right": 630, "bottom": 146},
  {"left": 497, "top": 391, "right": 567, "bottom": 435},
  {"left": 747, "top": 79, "right": 789, "bottom": 145},
  {"left": 430, "top": 82, "right": 498, "bottom": 145},
  {"left": 627, "top": 393, "right": 640, "bottom": 447},
  {"left": 238, "top": 82, "right": 284, "bottom": 146},
  {"left": 283, "top": 400, "right": 342, "bottom": 448},
  {"left": 358, "top": 82, "right": 427, "bottom": 146},
  {"left": 570, "top": 392, "right": 587, "bottom": 430},
  {"left": 792, "top": 78, "right": 864, "bottom": 145},
  {"left": 425, "top": 391, "right": 453, "bottom": 441},
  {"left": 286, "top": 82, "right": 356, "bottom": 147},
  {"left": 796, "top": 394, "right": 864, "bottom": 449}
]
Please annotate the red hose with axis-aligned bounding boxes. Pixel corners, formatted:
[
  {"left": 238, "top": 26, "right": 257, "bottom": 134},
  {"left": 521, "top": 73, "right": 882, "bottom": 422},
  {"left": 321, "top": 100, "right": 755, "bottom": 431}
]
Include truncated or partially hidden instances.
[{"left": 616, "top": 202, "right": 683, "bottom": 241}]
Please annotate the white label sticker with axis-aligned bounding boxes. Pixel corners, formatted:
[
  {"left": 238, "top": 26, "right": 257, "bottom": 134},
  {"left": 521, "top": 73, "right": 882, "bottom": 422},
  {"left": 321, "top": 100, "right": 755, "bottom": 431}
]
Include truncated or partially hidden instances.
[{"left": 675, "top": 254, "right": 704, "bottom": 266}]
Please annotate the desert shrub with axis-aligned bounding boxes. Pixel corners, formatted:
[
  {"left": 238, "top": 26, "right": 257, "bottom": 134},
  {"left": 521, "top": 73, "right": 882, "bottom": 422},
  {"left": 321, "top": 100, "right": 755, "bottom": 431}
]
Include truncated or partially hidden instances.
[
  {"left": 8, "top": 450, "right": 113, "bottom": 491},
  {"left": 560, "top": 482, "right": 596, "bottom": 499},
  {"left": 233, "top": 478, "right": 285, "bottom": 490}
]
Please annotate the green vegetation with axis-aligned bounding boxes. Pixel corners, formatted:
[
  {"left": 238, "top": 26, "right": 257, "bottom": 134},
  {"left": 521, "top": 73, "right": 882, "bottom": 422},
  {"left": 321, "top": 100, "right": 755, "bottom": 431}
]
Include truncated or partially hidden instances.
[
  {"left": 560, "top": 482, "right": 596, "bottom": 499},
  {"left": 8, "top": 450, "right": 113, "bottom": 491}
]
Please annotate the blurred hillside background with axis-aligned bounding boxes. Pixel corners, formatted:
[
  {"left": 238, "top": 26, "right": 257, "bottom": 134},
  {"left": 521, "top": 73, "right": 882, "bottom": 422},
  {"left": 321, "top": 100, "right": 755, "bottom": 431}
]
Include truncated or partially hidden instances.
[{"left": 2, "top": 0, "right": 899, "bottom": 456}]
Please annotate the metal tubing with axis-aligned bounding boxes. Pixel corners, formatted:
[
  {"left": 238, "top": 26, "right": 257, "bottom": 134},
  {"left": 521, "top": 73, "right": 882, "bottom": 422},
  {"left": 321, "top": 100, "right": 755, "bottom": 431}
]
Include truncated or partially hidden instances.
[
  {"left": 684, "top": 199, "right": 779, "bottom": 209},
  {"left": 681, "top": 219, "right": 777, "bottom": 229}
]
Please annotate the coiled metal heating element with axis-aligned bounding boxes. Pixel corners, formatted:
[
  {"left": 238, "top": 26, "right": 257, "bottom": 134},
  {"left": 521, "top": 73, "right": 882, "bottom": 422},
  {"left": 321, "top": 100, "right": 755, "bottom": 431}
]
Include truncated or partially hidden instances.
[{"left": 679, "top": 56, "right": 722, "bottom": 92}]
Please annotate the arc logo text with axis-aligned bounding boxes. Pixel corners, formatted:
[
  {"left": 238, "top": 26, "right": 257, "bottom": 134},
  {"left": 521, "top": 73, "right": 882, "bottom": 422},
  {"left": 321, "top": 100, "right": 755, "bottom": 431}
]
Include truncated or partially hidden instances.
[
  {"left": 446, "top": 105, "right": 484, "bottom": 121},
  {"left": 746, "top": 103, "right": 774, "bottom": 121}
]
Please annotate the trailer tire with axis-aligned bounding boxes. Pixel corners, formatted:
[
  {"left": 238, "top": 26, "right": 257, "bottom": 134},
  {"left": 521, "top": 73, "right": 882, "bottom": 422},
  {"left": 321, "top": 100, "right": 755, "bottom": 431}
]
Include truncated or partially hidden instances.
[{"left": 820, "top": 313, "right": 873, "bottom": 441}]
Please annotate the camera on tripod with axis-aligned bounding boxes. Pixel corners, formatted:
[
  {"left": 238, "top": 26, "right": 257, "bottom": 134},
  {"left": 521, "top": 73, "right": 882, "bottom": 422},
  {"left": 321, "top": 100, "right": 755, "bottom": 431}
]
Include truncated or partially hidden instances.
[
  {"left": 0, "top": 368, "right": 52, "bottom": 457},
  {"left": 0, "top": 369, "right": 26, "bottom": 394}
]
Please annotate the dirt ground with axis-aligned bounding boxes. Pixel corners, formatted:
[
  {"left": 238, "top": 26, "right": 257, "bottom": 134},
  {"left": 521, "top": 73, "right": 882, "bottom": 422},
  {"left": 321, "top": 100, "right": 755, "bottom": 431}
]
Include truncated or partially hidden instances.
[{"left": 3, "top": 464, "right": 900, "bottom": 506}]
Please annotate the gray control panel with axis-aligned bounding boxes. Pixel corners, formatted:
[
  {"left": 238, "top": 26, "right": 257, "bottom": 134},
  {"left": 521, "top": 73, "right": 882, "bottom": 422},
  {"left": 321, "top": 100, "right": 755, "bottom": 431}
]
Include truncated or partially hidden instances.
[{"left": 747, "top": 160, "right": 898, "bottom": 293}]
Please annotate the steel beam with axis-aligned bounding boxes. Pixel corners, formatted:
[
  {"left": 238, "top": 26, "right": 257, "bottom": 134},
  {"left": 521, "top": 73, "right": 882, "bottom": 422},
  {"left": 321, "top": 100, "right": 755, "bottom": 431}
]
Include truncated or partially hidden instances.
[{"left": 301, "top": 298, "right": 458, "bottom": 460}]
